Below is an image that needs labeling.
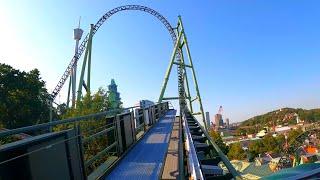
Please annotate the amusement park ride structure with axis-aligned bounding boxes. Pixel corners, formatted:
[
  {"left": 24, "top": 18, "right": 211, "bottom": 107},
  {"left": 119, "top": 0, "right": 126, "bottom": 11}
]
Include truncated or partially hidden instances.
[
  {"left": 0, "top": 5, "right": 252, "bottom": 180},
  {"left": 49, "top": 5, "right": 207, "bottom": 130}
]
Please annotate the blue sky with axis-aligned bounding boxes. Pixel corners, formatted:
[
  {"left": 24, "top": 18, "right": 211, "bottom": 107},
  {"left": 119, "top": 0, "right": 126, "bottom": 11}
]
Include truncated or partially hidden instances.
[{"left": 1, "top": 0, "right": 320, "bottom": 123}]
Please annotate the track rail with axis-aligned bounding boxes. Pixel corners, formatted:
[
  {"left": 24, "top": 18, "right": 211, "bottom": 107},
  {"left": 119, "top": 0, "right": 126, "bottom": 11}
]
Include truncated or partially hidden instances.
[{"left": 50, "top": 5, "right": 177, "bottom": 100}]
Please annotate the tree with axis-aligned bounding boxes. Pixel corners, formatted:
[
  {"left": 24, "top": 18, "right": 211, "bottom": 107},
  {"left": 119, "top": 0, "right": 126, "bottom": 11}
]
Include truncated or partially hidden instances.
[
  {"left": 262, "top": 134, "right": 278, "bottom": 152},
  {"left": 209, "top": 130, "right": 228, "bottom": 154},
  {"left": 0, "top": 63, "right": 50, "bottom": 129},
  {"left": 236, "top": 128, "right": 247, "bottom": 136},
  {"left": 227, "top": 142, "right": 246, "bottom": 160},
  {"left": 63, "top": 88, "right": 109, "bottom": 118},
  {"left": 288, "top": 128, "right": 303, "bottom": 143},
  {"left": 55, "top": 88, "right": 112, "bottom": 173},
  {"left": 248, "top": 140, "right": 265, "bottom": 161},
  {"left": 56, "top": 103, "right": 67, "bottom": 118},
  {"left": 274, "top": 134, "right": 285, "bottom": 153}
]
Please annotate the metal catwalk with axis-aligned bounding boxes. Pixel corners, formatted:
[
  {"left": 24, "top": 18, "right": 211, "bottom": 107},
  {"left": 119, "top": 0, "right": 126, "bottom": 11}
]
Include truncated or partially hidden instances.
[
  {"left": 106, "top": 110, "right": 176, "bottom": 180},
  {"left": 106, "top": 110, "right": 177, "bottom": 180}
]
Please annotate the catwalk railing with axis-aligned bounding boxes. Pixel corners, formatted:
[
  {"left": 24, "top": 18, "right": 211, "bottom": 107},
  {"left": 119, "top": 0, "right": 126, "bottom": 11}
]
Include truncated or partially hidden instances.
[
  {"left": 0, "top": 102, "right": 169, "bottom": 179},
  {"left": 182, "top": 110, "right": 242, "bottom": 179}
]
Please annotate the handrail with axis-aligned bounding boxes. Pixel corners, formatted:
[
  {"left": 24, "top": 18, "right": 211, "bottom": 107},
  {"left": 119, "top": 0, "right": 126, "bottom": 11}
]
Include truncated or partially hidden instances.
[
  {"left": 178, "top": 116, "right": 184, "bottom": 180},
  {"left": 0, "top": 106, "right": 138, "bottom": 138},
  {"left": 182, "top": 113, "right": 204, "bottom": 179},
  {"left": 0, "top": 102, "right": 170, "bottom": 178},
  {"left": 82, "top": 126, "right": 115, "bottom": 144},
  {"left": 203, "top": 130, "right": 242, "bottom": 179},
  {"left": 85, "top": 142, "right": 117, "bottom": 168},
  {"left": 136, "top": 122, "right": 145, "bottom": 132}
]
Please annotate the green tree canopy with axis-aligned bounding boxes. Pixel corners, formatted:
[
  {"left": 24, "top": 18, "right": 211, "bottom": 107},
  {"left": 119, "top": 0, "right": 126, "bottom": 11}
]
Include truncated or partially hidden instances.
[
  {"left": 0, "top": 63, "right": 50, "bottom": 129},
  {"left": 227, "top": 142, "right": 246, "bottom": 160},
  {"left": 248, "top": 140, "right": 265, "bottom": 161},
  {"left": 288, "top": 128, "right": 303, "bottom": 144},
  {"left": 209, "top": 130, "right": 228, "bottom": 154},
  {"left": 240, "top": 107, "right": 320, "bottom": 128},
  {"left": 56, "top": 88, "right": 113, "bottom": 173},
  {"left": 262, "top": 134, "right": 278, "bottom": 152},
  {"left": 62, "top": 88, "right": 109, "bottom": 119},
  {"left": 247, "top": 134, "right": 286, "bottom": 161}
]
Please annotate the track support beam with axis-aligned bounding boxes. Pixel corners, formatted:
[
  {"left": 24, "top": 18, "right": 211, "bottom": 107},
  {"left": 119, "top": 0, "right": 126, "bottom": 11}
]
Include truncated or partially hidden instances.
[
  {"left": 158, "top": 16, "right": 207, "bottom": 131},
  {"left": 77, "top": 24, "right": 94, "bottom": 102}
]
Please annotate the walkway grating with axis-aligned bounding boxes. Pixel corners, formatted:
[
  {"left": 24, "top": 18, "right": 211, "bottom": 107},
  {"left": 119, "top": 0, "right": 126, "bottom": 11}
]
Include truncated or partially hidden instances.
[{"left": 106, "top": 110, "right": 177, "bottom": 180}]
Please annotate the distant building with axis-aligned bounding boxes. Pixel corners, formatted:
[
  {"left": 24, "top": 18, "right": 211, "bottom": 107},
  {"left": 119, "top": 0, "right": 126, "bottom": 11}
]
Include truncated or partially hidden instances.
[
  {"left": 300, "top": 154, "right": 318, "bottom": 164},
  {"left": 226, "top": 118, "right": 230, "bottom": 128},
  {"left": 220, "top": 118, "right": 224, "bottom": 127},
  {"left": 242, "top": 162, "right": 273, "bottom": 178},
  {"left": 221, "top": 160, "right": 272, "bottom": 179},
  {"left": 294, "top": 146, "right": 319, "bottom": 165},
  {"left": 256, "top": 129, "right": 267, "bottom": 138},
  {"left": 247, "top": 134, "right": 255, "bottom": 138},
  {"left": 107, "top": 79, "right": 122, "bottom": 109},
  {"left": 275, "top": 126, "right": 291, "bottom": 134},
  {"left": 205, "top": 112, "right": 210, "bottom": 128},
  {"left": 255, "top": 152, "right": 281, "bottom": 167},
  {"left": 305, "top": 146, "right": 318, "bottom": 154},
  {"left": 139, "top": 100, "right": 154, "bottom": 108},
  {"left": 295, "top": 113, "right": 300, "bottom": 124},
  {"left": 215, "top": 114, "right": 222, "bottom": 130}
]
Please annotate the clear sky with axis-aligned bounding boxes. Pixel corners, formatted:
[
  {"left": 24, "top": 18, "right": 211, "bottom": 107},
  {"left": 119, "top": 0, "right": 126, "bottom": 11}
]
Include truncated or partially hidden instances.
[{"left": 1, "top": 0, "right": 320, "bottom": 123}]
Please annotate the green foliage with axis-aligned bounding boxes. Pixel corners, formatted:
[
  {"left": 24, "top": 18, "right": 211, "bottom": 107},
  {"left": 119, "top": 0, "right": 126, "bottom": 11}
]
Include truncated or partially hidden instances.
[
  {"left": 248, "top": 140, "right": 264, "bottom": 161},
  {"left": 63, "top": 88, "right": 109, "bottom": 119},
  {"left": 274, "top": 134, "right": 286, "bottom": 152},
  {"left": 245, "top": 129, "right": 303, "bottom": 161},
  {"left": 227, "top": 142, "right": 246, "bottom": 160},
  {"left": 209, "top": 130, "right": 228, "bottom": 154},
  {"left": 0, "top": 63, "right": 50, "bottom": 129},
  {"left": 287, "top": 128, "right": 303, "bottom": 143},
  {"left": 56, "top": 103, "right": 67, "bottom": 118},
  {"left": 236, "top": 128, "right": 247, "bottom": 136},
  {"left": 237, "top": 108, "right": 320, "bottom": 137},
  {"left": 55, "top": 88, "right": 115, "bottom": 174},
  {"left": 261, "top": 135, "right": 275, "bottom": 152},
  {"left": 247, "top": 135, "right": 286, "bottom": 160},
  {"left": 240, "top": 108, "right": 320, "bottom": 129}
]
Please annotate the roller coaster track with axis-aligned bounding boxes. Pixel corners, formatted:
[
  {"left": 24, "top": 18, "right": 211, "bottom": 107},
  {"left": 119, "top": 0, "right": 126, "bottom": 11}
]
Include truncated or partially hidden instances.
[
  {"left": 50, "top": 5, "right": 180, "bottom": 100},
  {"left": 42, "top": 5, "right": 230, "bottom": 179}
]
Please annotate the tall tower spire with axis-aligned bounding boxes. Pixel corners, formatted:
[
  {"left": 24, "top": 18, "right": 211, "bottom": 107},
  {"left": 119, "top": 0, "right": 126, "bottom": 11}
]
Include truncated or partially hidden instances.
[{"left": 68, "top": 17, "right": 83, "bottom": 108}]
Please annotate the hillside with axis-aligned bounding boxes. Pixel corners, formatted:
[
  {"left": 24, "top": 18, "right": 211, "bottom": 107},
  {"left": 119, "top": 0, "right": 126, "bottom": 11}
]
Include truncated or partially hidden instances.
[{"left": 238, "top": 108, "right": 320, "bottom": 134}]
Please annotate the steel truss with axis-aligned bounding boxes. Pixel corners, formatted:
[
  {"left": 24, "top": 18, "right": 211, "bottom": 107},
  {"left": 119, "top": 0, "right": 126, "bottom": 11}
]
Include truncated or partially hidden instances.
[
  {"left": 158, "top": 16, "right": 207, "bottom": 130},
  {"left": 50, "top": 5, "right": 206, "bottom": 129},
  {"left": 50, "top": 5, "right": 177, "bottom": 100}
]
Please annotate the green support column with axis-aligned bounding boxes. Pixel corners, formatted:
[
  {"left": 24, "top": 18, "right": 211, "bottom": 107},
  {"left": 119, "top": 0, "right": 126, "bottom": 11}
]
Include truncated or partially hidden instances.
[
  {"left": 158, "top": 30, "right": 183, "bottom": 102},
  {"left": 158, "top": 16, "right": 207, "bottom": 131},
  {"left": 49, "top": 100, "right": 53, "bottom": 132},
  {"left": 179, "top": 44, "right": 193, "bottom": 113},
  {"left": 66, "top": 75, "right": 72, "bottom": 107},
  {"left": 174, "top": 26, "right": 193, "bottom": 113},
  {"left": 178, "top": 16, "right": 207, "bottom": 130},
  {"left": 77, "top": 42, "right": 89, "bottom": 102},
  {"left": 87, "top": 24, "right": 93, "bottom": 93},
  {"left": 77, "top": 25, "right": 93, "bottom": 102}
]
